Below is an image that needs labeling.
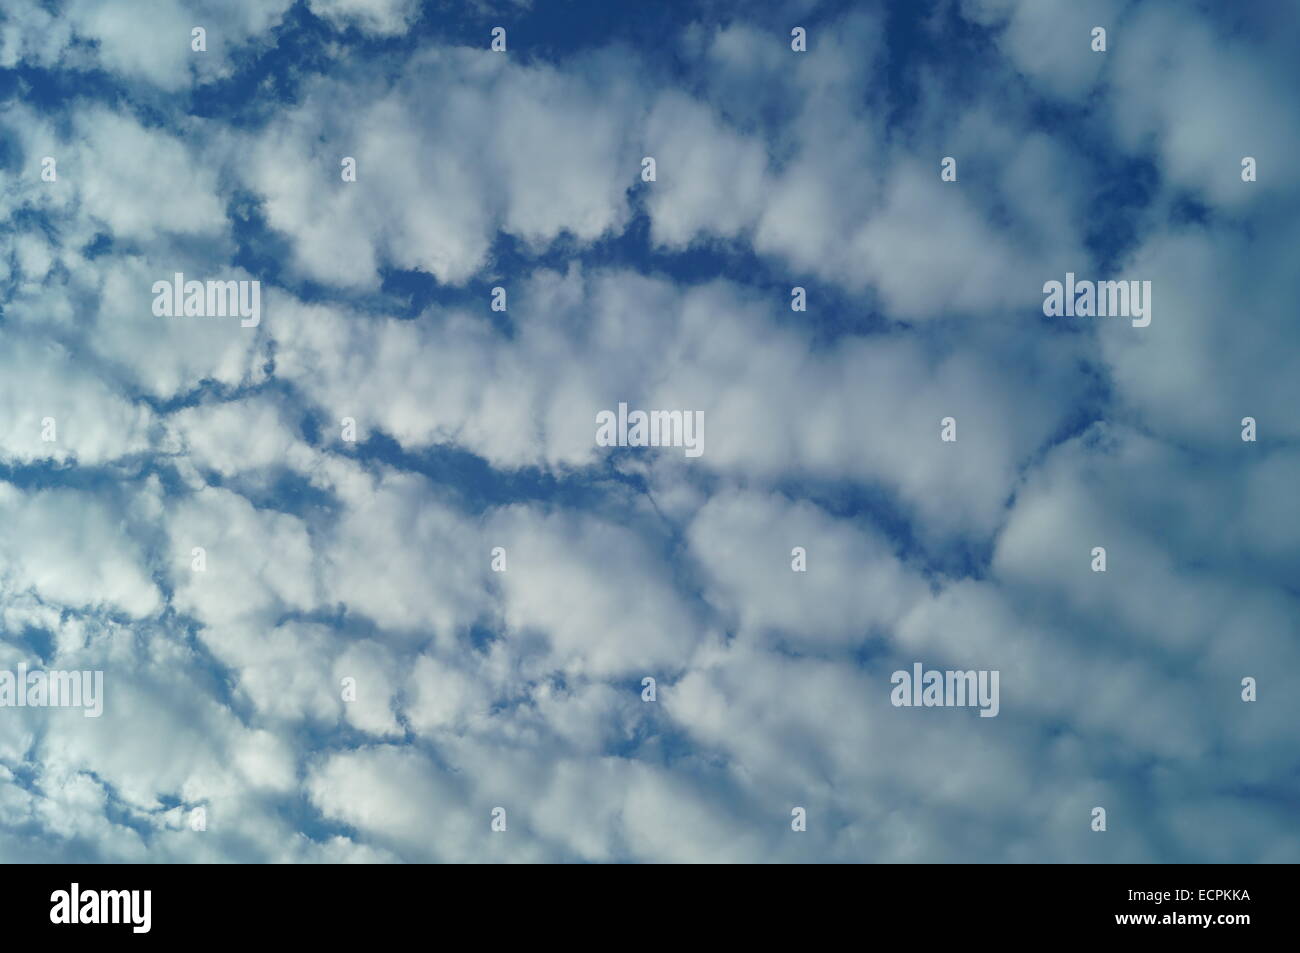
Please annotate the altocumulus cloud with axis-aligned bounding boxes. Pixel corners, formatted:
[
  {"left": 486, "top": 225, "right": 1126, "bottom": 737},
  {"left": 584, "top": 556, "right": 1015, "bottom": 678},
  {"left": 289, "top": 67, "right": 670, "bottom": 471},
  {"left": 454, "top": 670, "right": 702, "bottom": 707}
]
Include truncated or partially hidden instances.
[{"left": 0, "top": 0, "right": 1296, "bottom": 863}]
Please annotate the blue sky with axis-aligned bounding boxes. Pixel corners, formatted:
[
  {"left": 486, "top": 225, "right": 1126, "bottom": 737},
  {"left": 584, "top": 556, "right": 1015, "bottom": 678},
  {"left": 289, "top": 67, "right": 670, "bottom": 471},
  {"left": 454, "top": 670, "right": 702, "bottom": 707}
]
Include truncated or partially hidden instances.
[{"left": 0, "top": 0, "right": 1297, "bottom": 862}]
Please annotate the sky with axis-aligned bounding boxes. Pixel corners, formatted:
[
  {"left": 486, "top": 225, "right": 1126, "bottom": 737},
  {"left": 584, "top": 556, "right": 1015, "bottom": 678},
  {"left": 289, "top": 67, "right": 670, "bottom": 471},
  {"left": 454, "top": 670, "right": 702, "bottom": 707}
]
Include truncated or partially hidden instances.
[{"left": 0, "top": 0, "right": 1297, "bottom": 863}]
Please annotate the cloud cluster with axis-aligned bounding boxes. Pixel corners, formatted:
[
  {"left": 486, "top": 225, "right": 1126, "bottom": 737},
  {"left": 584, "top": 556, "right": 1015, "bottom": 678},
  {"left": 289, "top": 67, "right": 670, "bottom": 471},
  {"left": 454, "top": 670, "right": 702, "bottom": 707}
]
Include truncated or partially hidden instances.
[{"left": 0, "top": 0, "right": 1295, "bottom": 862}]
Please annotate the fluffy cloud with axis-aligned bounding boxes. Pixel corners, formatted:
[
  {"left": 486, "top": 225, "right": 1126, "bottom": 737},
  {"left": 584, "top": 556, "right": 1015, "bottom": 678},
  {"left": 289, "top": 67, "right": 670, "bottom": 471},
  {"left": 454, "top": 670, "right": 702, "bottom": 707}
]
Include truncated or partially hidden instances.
[{"left": 0, "top": 0, "right": 1295, "bottom": 865}]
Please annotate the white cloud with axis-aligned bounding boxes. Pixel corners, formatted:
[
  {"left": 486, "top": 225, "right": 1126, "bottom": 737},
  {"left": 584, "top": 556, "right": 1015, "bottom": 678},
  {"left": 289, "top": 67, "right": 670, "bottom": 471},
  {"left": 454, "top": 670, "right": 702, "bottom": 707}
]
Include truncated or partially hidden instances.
[
  {"left": 308, "top": 0, "right": 421, "bottom": 36},
  {"left": 0, "top": 0, "right": 1296, "bottom": 866}
]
